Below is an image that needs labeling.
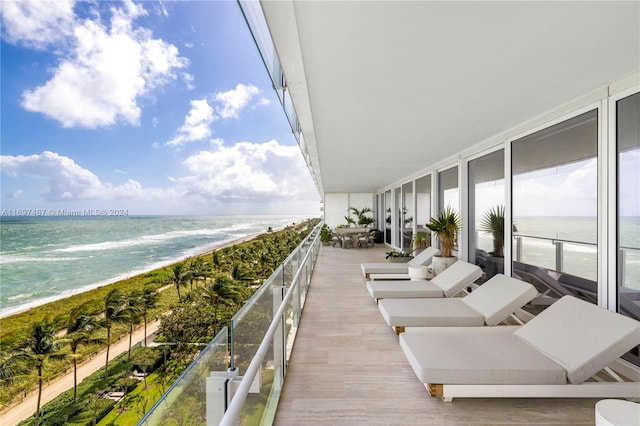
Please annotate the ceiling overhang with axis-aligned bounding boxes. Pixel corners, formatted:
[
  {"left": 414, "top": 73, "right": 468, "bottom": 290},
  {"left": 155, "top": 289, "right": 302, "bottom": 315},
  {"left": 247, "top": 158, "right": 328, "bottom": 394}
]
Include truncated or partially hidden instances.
[{"left": 261, "top": 1, "right": 640, "bottom": 195}]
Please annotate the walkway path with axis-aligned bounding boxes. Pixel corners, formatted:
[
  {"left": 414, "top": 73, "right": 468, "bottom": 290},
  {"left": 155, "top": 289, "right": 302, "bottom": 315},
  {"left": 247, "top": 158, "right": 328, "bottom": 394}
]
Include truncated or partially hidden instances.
[{"left": 0, "top": 320, "right": 160, "bottom": 426}]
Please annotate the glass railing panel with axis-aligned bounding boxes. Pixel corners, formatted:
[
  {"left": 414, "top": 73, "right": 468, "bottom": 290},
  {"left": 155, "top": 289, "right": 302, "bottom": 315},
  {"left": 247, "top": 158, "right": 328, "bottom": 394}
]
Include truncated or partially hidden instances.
[
  {"left": 513, "top": 235, "right": 556, "bottom": 271},
  {"left": 139, "top": 327, "right": 229, "bottom": 425},
  {"left": 560, "top": 242, "right": 597, "bottom": 282},
  {"left": 283, "top": 276, "right": 301, "bottom": 366},
  {"left": 142, "top": 222, "right": 322, "bottom": 425},
  {"left": 231, "top": 274, "right": 282, "bottom": 375},
  {"left": 238, "top": 314, "right": 285, "bottom": 426},
  {"left": 220, "top": 223, "right": 321, "bottom": 425}
]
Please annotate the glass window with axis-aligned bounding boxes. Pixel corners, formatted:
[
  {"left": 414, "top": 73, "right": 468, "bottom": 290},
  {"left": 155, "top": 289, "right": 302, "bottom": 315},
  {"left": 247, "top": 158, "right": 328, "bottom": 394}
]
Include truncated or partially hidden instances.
[
  {"left": 468, "top": 149, "right": 505, "bottom": 280},
  {"left": 512, "top": 110, "right": 598, "bottom": 305},
  {"left": 617, "top": 92, "right": 640, "bottom": 325},
  {"left": 384, "top": 190, "right": 392, "bottom": 244},
  {"left": 401, "top": 182, "right": 413, "bottom": 250},
  {"left": 439, "top": 167, "right": 459, "bottom": 213},
  {"left": 415, "top": 175, "right": 432, "bottom": 249},
  {"left": 394, "top": 187, "right": 402, "bottom": 247}
]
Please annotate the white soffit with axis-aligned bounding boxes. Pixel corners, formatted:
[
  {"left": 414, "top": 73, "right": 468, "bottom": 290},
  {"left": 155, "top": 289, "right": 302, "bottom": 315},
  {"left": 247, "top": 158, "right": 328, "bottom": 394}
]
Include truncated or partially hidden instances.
[{"left": 261, "top": 1, "right": 640, "bottom": 194}]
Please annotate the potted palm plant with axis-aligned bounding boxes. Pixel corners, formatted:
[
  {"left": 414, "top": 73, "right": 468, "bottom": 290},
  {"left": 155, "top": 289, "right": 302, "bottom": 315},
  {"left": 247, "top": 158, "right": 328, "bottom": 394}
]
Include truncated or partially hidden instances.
[
  {"left": 411, "top": 232, "right": 430, "bottom": 254},
  {"left": 425, "top": 207, "right": 461, "bottom": 274},
  {"left": 385, "top": 249, "right": 413, "bottom": 263},
  {"left": 348, "top": 206, "right": 375, "bottom": 229},
  {"left": 480, "top": 205, "right": 505, "bottom": 257},
  {"left": 320, "top": 224, "right": 332, "bottom": 245}
]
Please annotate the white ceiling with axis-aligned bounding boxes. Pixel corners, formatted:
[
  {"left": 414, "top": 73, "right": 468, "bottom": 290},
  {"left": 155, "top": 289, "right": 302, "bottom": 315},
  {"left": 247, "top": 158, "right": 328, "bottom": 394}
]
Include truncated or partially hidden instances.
[{"left": 260, "top": 1, "right": 640, "bottom": 195}]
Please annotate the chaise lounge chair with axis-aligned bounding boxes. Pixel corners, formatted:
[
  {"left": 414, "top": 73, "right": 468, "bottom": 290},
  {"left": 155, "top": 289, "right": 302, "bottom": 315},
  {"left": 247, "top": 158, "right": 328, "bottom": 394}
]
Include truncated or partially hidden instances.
[
  {"left": 378, "top": 274, "right": 538, "bottom": 334},
  {"left": 360, "top": 247, "right": 439, "bottom": 279},
  {"left": 366, "top": 260, "right": 482, "bottom": 302},
  {"left": 399, "top": 295, "right": 640, "bottom": 401}
]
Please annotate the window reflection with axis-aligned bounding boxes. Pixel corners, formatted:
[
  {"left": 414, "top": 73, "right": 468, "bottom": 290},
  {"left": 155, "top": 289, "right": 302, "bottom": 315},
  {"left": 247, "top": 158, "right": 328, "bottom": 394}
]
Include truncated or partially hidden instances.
[
  {"left": 617, "top": 92, "right": 640, "bottom": 324},
  {"left": 468, "top": 149, "right": 505, "bottom": 280},
  {"left": 511, "top": 110, "right": 598, "bottom": 306}
]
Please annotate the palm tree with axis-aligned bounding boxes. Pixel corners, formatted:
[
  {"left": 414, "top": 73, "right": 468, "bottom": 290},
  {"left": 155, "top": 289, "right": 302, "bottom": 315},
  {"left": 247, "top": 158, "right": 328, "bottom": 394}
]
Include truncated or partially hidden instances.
[
  {"left": 123, "top": 292, "right": 143, "bottom": 361},
  {"left": 200, "top": 277, "right": 241, "bottom": 334},
  {"left": 11, "top": 318, "right": 68, "bottom": 426},
  {"left": 103, "top": 289, "right": 126, "bottom": 379},
  {"left": 66, "top": 306, "right": 103, "bottom": 401},
  {"left": 168, "top": 263, "right": 189, "bottom": 302},
  {"left": 137, "top": 286, "right": 159, "bottom": 347},
  {"left": 231, "top": 262, "right": 256, "bottom": 284}
]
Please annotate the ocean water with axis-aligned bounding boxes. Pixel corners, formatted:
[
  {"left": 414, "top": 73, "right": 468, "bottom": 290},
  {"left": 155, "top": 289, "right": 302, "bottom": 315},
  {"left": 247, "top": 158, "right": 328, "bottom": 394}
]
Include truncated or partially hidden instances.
[{"left": 0, "top": 215, "right": 308, "bottom": 317}]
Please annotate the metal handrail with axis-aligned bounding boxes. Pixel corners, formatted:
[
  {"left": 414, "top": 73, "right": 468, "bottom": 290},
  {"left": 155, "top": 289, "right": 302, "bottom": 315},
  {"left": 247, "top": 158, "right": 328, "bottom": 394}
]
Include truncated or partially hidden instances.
[
  {"left": 220, "top": 224, "right": 321, "bottom": 425},
  {"left": 514, "top": 233, "right": 639, "bottom": 251}
]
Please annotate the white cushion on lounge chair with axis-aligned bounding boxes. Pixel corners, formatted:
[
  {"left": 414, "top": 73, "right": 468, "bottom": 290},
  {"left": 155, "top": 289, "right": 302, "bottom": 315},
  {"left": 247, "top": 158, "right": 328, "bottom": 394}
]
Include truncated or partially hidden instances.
[
  {"left": 400, "top": 326, "right": 567, "bottom": 385},
  {"left": 366, "top": 261, "right": 482, "bottom": 300},
  {"left": 367, "top": 281, "right": 445, "bottom": 299},
  {"left": 399, "top": 295, "right": 640, "bottom": 388},
  {"left": 514, "top": 295, "right": 640, "bottom": 384},
  {"left": 432, "top": 261, "right": 483, "bottom": 297},
  {"left": 378, "top": 274, "right": 537, "bottom": 329},
  {"left": 380, "top": 298, "right": 485, "bottom": 327},
  {"left": 360, "top": 247, "right": 439, "bottom": 277},
  {"left": 461, "top": 274, "right": 539, "bottom": 326}
]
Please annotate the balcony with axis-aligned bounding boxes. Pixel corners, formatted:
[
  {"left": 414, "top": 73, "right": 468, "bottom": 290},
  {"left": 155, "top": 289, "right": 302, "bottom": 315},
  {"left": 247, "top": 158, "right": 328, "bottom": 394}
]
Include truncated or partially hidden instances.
[
  {"left": 142, "top": 235, "right": 607, "bottom": 424},
  {"left": 273, "top": 245, "right": 598, "bottom": 425}
]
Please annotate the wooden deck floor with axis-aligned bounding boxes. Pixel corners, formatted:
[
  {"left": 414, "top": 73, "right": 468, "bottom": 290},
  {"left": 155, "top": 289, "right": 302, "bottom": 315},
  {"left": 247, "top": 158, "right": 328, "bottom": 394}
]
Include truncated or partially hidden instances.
[{"left": 273, "top": 244, "right": 598, "bottom": 425}]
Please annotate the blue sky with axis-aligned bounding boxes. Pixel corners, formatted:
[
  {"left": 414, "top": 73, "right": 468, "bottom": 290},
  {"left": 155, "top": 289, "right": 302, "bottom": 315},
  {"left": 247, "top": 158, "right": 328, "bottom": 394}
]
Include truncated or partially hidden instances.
[{"left": 1, "top": 0, "right": 320, "bottom": 216}]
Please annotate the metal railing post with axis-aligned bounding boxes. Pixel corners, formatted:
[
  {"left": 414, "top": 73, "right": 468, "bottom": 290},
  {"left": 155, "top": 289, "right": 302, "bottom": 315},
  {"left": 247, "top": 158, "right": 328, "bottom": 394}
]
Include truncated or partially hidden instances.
[
  {"left": 515, "top": 236, "right": 522, "bottom": 262},
  {"left": 554, "top": 240, "right": 564, "bottom": 273}
]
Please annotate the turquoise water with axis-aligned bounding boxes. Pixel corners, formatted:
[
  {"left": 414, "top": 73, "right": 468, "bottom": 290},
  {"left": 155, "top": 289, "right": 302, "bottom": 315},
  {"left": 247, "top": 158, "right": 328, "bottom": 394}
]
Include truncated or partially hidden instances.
[{"left": 0, "top": 215, "right": 308, "bottom": 317}]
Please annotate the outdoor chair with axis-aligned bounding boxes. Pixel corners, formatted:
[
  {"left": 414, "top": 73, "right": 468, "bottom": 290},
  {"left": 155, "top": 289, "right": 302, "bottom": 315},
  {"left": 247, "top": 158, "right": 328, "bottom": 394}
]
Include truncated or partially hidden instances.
[
  {"left": 378, "top": 274, "right": 538, "bottom": 334},
  {"left": 366, "top": 260, "right": 482, "bottom": 302},
  {"left": 398, "top": 295, "right": 640, "bottom": 402},
  {"left": 360, "top": 247, "right": 439, "bottom": 279}
]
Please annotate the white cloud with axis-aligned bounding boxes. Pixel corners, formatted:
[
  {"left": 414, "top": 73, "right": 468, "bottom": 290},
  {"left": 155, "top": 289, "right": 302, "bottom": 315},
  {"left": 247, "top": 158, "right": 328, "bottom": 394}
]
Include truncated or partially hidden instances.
[
  {"left": 0, "top": 151, "right": 144, "bottom": 201},
  {"left": 214, "top": 84, "right": 260, "bottom": 119},
  {"left": 177, "top": 139, "right": 318, "bottom": 203},
  {"left": 0, "top": 145, "right": 319, "bottom": 215},
  {"left": 5, "top": 0, "right": 189, "bottom": 128},
  {"left": 8, "top": 189, "right": 24, "bottom": 199},
  {"left": 166, "top": 84, "right": 264, "bottom": 146},
  {"left": 166, "top": 99, "right": 216, "bottom": 146},
  {"left": 0, "top": 0, "right": 76, "bottom": 49}
]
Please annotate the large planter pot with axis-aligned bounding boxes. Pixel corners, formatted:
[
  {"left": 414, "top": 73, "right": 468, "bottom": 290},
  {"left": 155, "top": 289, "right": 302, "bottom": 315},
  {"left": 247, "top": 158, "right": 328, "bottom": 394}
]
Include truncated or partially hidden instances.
[
  {"left": 408, "top": 265, "right": 430, "bottom": 280},
  {"left": 432, "top": 256, "right": 457, "bottom": 275}
]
